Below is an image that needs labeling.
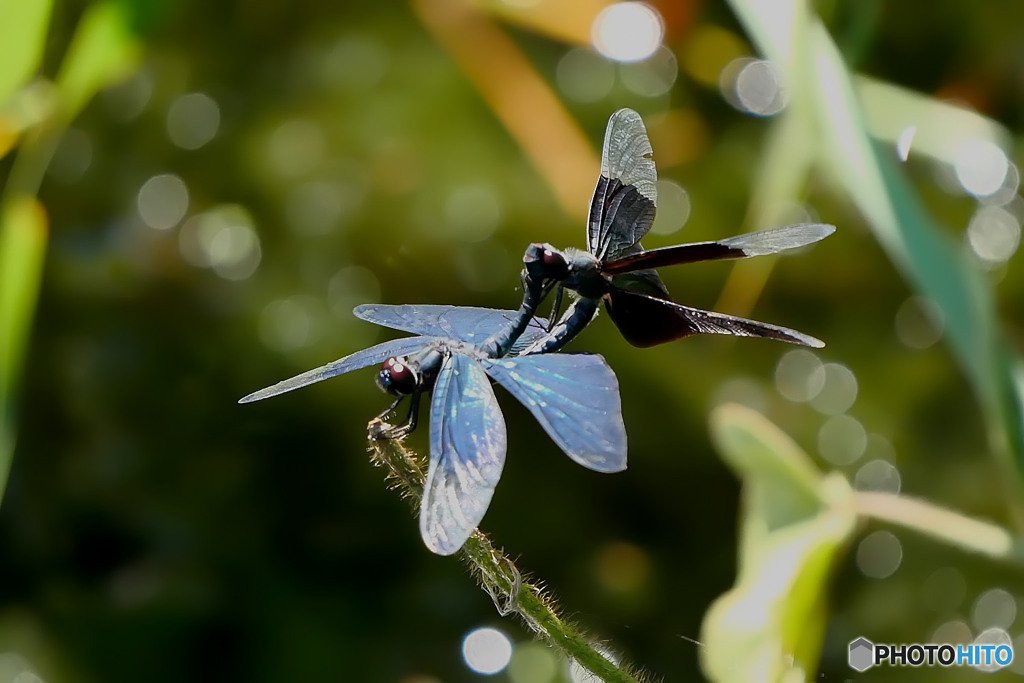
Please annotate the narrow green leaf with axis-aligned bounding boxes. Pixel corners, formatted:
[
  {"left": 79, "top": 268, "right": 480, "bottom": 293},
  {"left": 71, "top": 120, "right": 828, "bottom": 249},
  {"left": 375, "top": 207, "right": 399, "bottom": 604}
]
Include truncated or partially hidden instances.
[
  {"left": 728, "top": 0, "right": 1024, "bottom": 501},
  {"left": 54, "top": 1, "right": 142, "bottom": 123},
  {"left": 0, "top": 0, "right": 54, "bottom": 105},
  {"left": 0, "top": 195, "right": 48, "bottom": 502}
]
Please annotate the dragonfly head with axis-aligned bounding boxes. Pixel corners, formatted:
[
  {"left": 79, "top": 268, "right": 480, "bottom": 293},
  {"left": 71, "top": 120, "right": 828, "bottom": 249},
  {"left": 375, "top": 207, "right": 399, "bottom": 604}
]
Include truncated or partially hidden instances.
[
  {"left": 524, "top": 242, "right": 569, "bottom": 282},
  {"left": 376, "top": 356, "right": 420, "bottom": 396}
]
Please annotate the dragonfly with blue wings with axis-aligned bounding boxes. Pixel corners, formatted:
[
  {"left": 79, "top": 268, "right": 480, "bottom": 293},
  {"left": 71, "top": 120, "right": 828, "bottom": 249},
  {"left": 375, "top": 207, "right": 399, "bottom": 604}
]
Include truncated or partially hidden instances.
[
  {"left": 239, "top": 292, "right": 626, "bottom": 556},
  {"left": 515, "top": 108, "right": 835, "bottom": 355}
]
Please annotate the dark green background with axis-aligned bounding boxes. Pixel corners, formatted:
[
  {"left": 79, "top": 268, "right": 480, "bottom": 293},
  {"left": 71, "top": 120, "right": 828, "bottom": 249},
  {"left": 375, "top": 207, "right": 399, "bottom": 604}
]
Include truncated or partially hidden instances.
[{"left": 2, "top": 0, "right": 1023, "bottom": 680}]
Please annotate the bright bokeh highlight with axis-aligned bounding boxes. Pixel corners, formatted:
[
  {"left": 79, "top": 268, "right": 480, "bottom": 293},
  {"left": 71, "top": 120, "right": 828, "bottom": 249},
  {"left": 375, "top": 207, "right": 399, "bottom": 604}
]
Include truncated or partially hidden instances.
[
  {"left": 178, "top": 205, "right": 262, "bottom": 280},
  {"left": 137, "top": 173, "right": 189, "bottom": 230},
  {"left": 462, "top": 627, "right": 513, "bottom": 675},
  {"left": 774, "top": 349, "right": 825, "bottom": 403},
  {"left": 853, "top": 458, "right": 901, "bottom": 494},
  {"left": 972, "top": 588, "right": 1017, "bottom": 631},
  {"left": 818, "top": 414, "right": 867, "bottom": 465},
  {"left": 591, "top": 3, "right": 664, "bottom": 63},
  {"left": 954, "top": 139, "right": 1009, "bottom": 197},
  {"left": 721, "top": 58, "right": 787, "bottom": 116},
  {"left": 966, "top": 205, "right": 1020, "bottom": 267},
  {"left": 809, "top": 363, "right": 858, "bottom": 415},
  {"left": 167, "top": 92, "right": 220, "bottom": 150}
]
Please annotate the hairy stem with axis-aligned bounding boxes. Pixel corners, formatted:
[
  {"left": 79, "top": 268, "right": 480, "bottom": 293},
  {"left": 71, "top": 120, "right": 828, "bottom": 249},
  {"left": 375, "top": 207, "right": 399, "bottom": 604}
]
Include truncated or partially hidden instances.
[{"left": 367, "top": 420, "right": 646, "bottom": 683}]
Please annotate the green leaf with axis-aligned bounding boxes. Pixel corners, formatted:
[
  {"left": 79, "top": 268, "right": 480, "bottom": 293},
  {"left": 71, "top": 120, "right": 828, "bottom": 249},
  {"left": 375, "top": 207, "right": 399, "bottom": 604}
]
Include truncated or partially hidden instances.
[
  {"left": 0, "top": 194, "right": 48, "bottom": 501},
  {"left": 0, "top": 0, "right": 54, "bottom": 105},
  {"left": 702, "top": 404, "right": 857, "bottom": 682},
  {"left": 54, "top": 1, "right": 142, "bottom": 123}
]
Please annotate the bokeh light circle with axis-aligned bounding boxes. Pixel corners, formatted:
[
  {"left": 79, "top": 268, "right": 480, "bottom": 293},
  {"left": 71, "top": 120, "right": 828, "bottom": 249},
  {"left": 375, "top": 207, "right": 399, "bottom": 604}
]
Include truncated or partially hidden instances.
[
  {"left": 591, "top": 3, "right": 664, "bottom": 63},
  {"left": 137, "top": 174, "right": 189, "bottom": 230},
  {"left": 462, "top": 627, "right": 512, "bottom": 675},
  {"left": 167, "top": 92, "right": 220, "bottom": 150},
  {"left": 856, "top": 530, "right": 902, "bottom": 579}
]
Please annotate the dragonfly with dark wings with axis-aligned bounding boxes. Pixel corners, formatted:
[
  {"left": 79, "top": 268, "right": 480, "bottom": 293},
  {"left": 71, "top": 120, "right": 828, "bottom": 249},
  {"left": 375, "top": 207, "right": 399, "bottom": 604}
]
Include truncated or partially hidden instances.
[
  {"left": 239, "top": 108, "right": 834, "bottom": 556},
  {"left": 514, "top": 108, "right": 834, "bottom": 355}
]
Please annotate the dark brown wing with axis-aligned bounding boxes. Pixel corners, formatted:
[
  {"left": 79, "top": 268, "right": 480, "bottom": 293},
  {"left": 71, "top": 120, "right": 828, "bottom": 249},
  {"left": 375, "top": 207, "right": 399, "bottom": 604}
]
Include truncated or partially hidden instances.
[
  {"left": 602, "top": 288, "right": 824, "bottom": 348},
  {"left": 601, "top": 223, "right": 836, "bottom": 275}
]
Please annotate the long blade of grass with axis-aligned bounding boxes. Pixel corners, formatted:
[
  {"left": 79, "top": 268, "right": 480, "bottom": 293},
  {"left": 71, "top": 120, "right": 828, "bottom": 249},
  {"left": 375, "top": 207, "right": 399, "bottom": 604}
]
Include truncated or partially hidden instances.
[
  {"left": 0, "top": 196, "right": 48, "bottom": 500},
  {"left": 0, "top": 0, "right": 54, "bottom": 105},
  {"left": 0, "top": 1, "right": 141, "bottom": 504},
  {"left": 728, "top": 0, "right": 1024, "bottom": 514}
]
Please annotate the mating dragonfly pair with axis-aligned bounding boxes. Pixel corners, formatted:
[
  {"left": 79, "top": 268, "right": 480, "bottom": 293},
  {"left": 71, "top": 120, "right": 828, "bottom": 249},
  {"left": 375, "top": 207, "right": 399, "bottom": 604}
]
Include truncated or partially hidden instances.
[{"left": 240, "top": 109, "right": 834, "bottom": 555}]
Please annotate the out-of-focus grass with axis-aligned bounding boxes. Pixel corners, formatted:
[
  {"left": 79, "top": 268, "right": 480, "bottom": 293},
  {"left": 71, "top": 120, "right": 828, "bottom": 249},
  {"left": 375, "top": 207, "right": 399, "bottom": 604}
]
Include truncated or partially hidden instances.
[
  {"left": 705, "top": 404, "right": 1023, "bottom": 681},
  {"left": 704, "top": 403, "right": 856, "bottom": 681},
  {"left": 727, "top": 0, "right": 1024, "bottom": 514},
  {"left": 0, "top": 197, "right": 47, "bottom": 496},
  {"left": 0, "top": 0, "right": 54, "bottom": 503},
  {"left": 0, "top": 0, "right": 53, "bottom": 106},
  {"left": 0, "top": 1, "right": 140, "bottom": 504}
]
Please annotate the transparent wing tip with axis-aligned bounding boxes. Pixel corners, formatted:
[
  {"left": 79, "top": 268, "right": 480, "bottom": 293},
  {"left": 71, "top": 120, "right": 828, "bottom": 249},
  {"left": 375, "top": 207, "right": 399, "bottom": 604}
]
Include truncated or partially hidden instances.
[
  {"left": 237, "top": 385, "right": 285, "bottom": 404},
  {"left": 801, "top": 223, "right": 837, "bottom": 241},
  {"left": 352, "top": 303, "right": 375, "bottom": 319},
  {"left": 721, "top": 223, "right": 836, "bottom": 258},
  {"left": 798, "top": 332, "right": 826, "bottom": 348}
]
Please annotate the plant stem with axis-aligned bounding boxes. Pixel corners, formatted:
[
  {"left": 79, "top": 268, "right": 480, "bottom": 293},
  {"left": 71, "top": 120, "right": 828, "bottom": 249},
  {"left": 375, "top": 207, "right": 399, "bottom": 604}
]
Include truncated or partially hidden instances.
[
  {"left": 854, "top": 491, "right": 1024, "bottom": 566},
  {"left": 367, "top": 420, "right": 647, "bottom": 683}
]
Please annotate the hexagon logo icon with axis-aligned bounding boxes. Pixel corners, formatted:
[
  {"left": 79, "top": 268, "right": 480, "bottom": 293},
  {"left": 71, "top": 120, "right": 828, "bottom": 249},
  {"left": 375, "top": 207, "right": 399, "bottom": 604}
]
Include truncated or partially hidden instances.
[{"left": 848, "top": 637, "right": 875, "bottom": 672}]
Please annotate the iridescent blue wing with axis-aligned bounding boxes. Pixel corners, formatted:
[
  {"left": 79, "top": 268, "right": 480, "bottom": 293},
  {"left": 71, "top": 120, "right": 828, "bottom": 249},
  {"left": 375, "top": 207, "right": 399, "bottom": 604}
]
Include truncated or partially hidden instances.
[
  {"left": 354, "top": 304, "right": 547, "bottom": 347},
  {"left": 483, "top": 353, "right": 627, "bottom": 473},
  {"left": 420, "top": 353, "right": 507, "bottom": 555},
  {"left": 238, "top": 336, "right": 436, "bottom": 403},
  {"left": 588, "top": 108, "right": 658, "bottom": 262}
]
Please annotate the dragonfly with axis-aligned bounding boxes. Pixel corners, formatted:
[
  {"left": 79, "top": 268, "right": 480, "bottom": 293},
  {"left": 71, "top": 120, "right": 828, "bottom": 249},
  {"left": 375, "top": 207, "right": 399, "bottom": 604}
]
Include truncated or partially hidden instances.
[
  {"left": 239, "top": 300, "right": 627, "bottom": 556},
  {"left": 514, "top": 108, "right": 835, "bottom": 355}
]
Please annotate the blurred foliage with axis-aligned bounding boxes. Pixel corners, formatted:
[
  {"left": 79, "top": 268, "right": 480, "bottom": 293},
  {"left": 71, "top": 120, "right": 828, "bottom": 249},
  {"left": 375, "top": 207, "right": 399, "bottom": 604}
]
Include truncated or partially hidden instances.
[{"left": 0, "top": 0, "right": 1023, "bottom": 681}]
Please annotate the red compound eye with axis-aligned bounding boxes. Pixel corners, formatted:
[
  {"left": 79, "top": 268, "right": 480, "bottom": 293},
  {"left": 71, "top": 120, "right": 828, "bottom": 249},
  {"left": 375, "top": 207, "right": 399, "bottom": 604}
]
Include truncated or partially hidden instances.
[
  {"left": 376, "top": 357, "right": 418, "bottom": 396},
  {"left": 540, "top": 248, "right": 569, "bottom": 279}
]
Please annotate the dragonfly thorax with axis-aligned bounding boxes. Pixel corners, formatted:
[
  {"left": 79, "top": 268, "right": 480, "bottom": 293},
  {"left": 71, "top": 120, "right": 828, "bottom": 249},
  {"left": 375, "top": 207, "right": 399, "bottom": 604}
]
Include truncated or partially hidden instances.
[{"left": 562, "top": 247, "right": 608, "bottom": 299}]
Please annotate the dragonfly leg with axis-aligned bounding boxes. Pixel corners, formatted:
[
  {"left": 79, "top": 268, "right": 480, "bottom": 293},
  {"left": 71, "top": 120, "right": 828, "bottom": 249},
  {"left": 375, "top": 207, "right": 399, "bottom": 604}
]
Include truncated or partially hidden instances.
[
  {"left": 385, "top": 391, "right": 422, "bottom": 440},
  {"left": 369, "top": 396, "right": 406, "bottom": 439},
  {"left": 379, "top": 395, "right": 404, "bottom": 421},
  {"left": 545, "top": 285, "right": 565, "bottom": 333}
]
